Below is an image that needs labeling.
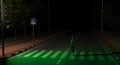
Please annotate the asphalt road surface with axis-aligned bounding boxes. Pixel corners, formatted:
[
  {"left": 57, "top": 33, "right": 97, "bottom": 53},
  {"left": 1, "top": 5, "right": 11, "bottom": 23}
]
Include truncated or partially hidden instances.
[{"left": 7, "top": 31, "right": 119, "bottom": 65}]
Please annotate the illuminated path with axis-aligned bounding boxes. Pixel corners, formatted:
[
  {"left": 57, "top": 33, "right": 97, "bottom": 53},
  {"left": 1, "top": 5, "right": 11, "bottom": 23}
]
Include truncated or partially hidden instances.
[{"left": 7, "top": 31, "right": 119, "bottom": 65}]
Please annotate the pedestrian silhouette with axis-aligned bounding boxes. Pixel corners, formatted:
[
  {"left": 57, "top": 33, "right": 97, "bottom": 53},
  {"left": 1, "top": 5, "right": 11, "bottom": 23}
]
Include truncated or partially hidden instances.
[{"left": 70, "top": 35, "right": 75, "bottom": 55}]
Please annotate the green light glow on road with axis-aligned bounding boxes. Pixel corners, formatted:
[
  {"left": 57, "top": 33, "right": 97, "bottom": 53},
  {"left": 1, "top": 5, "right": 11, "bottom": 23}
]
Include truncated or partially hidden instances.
[
  {"left": 69, "top": 51, "right": 76, "bottom": 59},
  {"left": 97, "top": 52, "right": 105, "bottom": 61},
  {"left": 107, "top": 55, "right": 115, "bottom": 61},
  {"left": 88, "top": 52, "right": 94, "bottom": 60},
  {"left": 41, "top": 50, "right": 54, "bottom": 58},
  {"left": 23, "top": 50, "right": 38, "bottom": 57},
  {"left": 79, "top": 51, "right": 85, "bottom": 60},
  {"left": 56, "top": 58, "right": 62, "bottom": 64},
  {"left": 60, "top": 51, "right": 69, "bottom": 58},
  {"left": 17, "top": 51, "right": 31, "bottom": 57},
  {"left": 7, "top": 50, "right": 117, "bottom": 65},
  {"left": 50, "top": 51, "right": 61, "bottom": 58},
  {"left": 32, "top": 50, "right": 46, "bottom": 58}
]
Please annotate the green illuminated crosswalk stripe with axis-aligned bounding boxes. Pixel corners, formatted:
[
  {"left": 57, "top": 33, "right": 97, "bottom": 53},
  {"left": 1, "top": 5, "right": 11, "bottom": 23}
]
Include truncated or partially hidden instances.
[
  {"left": 50, "top": 51, "right": 61, "bottom": 58},
  {"left": 32, "top": 50, "right": 46, "bottom": 58},
  {"left": 41, "top": 50, "right": 54, "bottom": 58},
  {"left": 97, "top": 52, "right": 105, "bottom": 61},
  {"left": 8, "top": 50, "right": 33, "bottom": 60},
  {"left": 79, "top": 51, "right": 85, "bottom": 60},
  {"left": 69, "top": 51, "right": 76, "bottom": 59},
  {"left": 23, "top": 50, "right": 38, "bottom": 57},
  {"left": 107, "top": 55, "right": 115, "bottom": 61},
  {"left": 88, "top": 52, "right": 94, "bottom": 60},
  {"left": 17, "top": 51, "right": 31, "bottom": 57},
  {"left": 60, "top": 51, "right": 69, "bottom": 58}
]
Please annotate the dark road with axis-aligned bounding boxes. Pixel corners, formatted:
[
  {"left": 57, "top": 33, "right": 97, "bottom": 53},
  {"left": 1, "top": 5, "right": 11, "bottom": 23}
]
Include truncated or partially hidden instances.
[
  {"left": 7, "top": 31, "right": 119, "bottom": 65},
  {"left": 75, "top": 32, "right": 106, "bottom": 52}
]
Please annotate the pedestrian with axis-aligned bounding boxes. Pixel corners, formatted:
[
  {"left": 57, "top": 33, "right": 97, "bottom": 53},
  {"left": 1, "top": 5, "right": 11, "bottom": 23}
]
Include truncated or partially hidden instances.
[{"left": 70, "top": 35, "right": 75, "bottom": 55}]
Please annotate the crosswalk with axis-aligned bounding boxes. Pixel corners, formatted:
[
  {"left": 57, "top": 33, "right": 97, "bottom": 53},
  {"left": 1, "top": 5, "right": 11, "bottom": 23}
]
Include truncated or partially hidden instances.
[{"left": 10, "top": 50, "right": 115, "bottom": 61}]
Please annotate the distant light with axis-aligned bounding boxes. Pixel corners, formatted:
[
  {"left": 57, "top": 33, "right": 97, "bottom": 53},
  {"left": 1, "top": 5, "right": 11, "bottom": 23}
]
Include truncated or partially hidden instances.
[{"left": 7, "top": 25, "right": 10, "bottom": 29}]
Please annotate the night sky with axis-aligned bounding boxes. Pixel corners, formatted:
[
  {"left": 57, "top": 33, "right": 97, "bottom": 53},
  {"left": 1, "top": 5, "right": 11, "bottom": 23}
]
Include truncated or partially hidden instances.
[
  {"left": 48, "top": 0, "right": 102, "bottom": 31},
  {"left": 1, "top": 0, "right": 120, "bottom": 38},
  {"left": 34, "top": 0, "right": 115, "bottom": 32}
]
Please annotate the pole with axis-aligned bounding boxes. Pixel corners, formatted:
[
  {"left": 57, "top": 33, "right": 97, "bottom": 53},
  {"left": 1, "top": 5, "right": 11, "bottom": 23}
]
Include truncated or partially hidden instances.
[
  {"left": 94, "top": 8, "right": 95, "bottom": 32},
  {"left": 48, "top": 0, "right": 50, "bottom": 33},
  {"left": 94, "top": 3, "right": 95, "bottom": 32},
  {"left": 33, "top": 25, "right": 35, "bottom": 41},
  {"left": 1, "top": 0, "right": 5, "bottom": 57},
  {"left": 101, "top": 0, "right": 103, "bottom": 35}
]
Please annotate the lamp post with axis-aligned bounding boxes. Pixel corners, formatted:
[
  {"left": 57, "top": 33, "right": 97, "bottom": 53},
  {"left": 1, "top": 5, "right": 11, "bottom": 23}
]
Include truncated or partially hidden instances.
[
  {"left": 94, "top": 2, "right": 96, "bottom": 32},
  {"left": 101, "top": 0, "right": 104, "bottom": 35},
  {"left": 48, "top": 0, "right": 50, "bottom": 33}
]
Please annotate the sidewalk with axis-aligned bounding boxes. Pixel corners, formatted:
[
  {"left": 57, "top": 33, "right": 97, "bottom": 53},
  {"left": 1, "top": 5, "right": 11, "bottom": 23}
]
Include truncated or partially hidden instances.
[
  {"left": 0, "top": 31, "right": 62, "bottom": 47},
  {"left": 0, "top": 31, "right": 66, "bottom": 58}
]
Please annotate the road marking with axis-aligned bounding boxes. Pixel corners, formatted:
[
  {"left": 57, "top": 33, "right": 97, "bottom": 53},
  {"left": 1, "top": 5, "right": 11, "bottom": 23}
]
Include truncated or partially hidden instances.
[
  {"left": 98, "top": 38, "right": 110, "bottom": 54},
  {"left": 32, "top": 50, "right": 46, "bottom": 58},
  {"left": 97, "top": 52, "right": 105, "bottom": 61},
  {"left": 50, "top": 51, "right": 61, "bottom": 59},
  {"left": 79, "top": 51, "right": 85, "bottom": 60},
  {"left": 98, "top": 38, "right": 119, "bottom": 65},
  {"left": 8, "top": 45, "right": 42, "bottom": 60},
  {"left": 107, "top": 55, "right": 115, "bottom": 61},
  {"left": 88, "top": 52, "right": 94, "bottom": 60},
  {"left": 56, "top": 48, "right": 69, "bottom": 64},
  {"left": 17, "top": 51, "right": 31, "bottom": 57},
  {"left": 23, "top": 50, "right": 38, "bottom": 57},
  {"left": 69, "top": 51, "right": 76, "bottom": 59},
  {"left": 60, "top": 51, "right": 69, "bottom": 59},
  {"left": 56, "top": 58, "right": 62, "bottom": 64},
  {"left": 41, "top": 50, "right": 53, "bottom": 58}
]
